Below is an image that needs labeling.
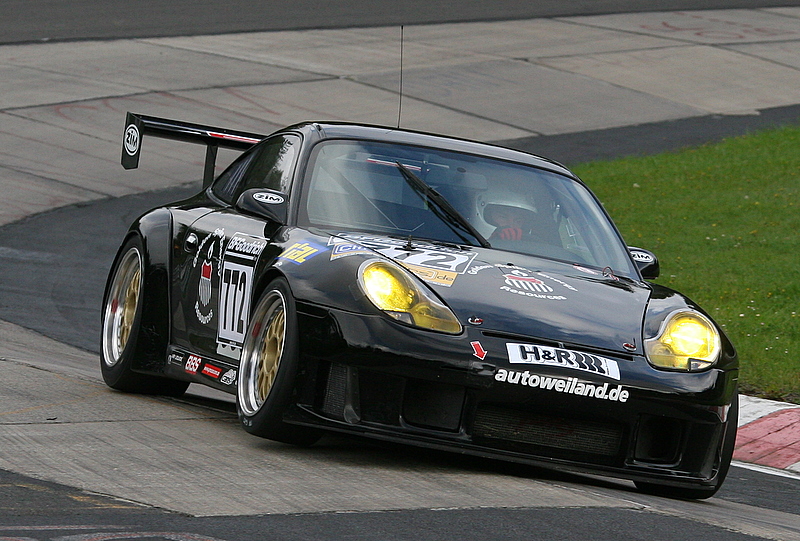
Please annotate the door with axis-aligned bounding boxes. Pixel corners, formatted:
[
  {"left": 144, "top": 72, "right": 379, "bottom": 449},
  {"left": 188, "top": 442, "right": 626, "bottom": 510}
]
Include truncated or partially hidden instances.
[{"left": 172, "top": 133, "right": 301, "bottom": 363}]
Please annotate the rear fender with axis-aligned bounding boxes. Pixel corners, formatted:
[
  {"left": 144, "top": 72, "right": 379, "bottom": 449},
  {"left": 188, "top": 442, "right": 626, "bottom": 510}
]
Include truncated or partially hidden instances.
[{"left": 110, "top": 208, "right": 173, "bottom": 373}]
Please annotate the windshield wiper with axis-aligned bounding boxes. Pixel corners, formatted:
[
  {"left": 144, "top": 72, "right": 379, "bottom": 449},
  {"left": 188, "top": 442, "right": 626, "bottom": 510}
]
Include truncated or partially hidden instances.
[{"left": 395, "top": 161, "right": 491, "bottom": 248}]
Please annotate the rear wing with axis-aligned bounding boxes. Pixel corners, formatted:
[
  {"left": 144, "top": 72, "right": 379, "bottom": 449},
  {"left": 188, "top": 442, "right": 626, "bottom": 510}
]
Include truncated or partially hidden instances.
[{"left": 121, "top": 112, "right": 266, "bottom": 187}]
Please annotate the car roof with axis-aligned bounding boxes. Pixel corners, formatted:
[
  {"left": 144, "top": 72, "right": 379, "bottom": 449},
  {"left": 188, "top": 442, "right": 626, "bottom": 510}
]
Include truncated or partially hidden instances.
[{"left": 281, "top": 121, "right": 576, "bottom": 179}]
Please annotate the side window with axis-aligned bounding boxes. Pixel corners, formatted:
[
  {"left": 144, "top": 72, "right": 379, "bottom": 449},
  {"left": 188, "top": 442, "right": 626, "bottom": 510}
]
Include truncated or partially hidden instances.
[
  {"left": 211, "top": 152, "right": 255, "bottom": 204},
  {"left": 211, "top": 134, "right": 300, "bottom": 204},
  {"left": 239, "top": 134, "right": 300, "bottom": 195}
]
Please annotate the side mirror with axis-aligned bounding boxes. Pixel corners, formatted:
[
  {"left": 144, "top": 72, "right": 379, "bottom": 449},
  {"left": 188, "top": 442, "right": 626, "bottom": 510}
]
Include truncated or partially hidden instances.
[
  {"left": 628, "top": 247, "right": 660, "bottom": 280},
  {"left": 235, "top": 188, "right": 288, "bottom": 225}
]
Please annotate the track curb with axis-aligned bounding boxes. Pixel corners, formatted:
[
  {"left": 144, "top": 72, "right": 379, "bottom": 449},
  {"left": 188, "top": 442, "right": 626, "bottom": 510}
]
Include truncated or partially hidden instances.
[{"left": 736, "top": 396, "right": 800, "bottom": 474}]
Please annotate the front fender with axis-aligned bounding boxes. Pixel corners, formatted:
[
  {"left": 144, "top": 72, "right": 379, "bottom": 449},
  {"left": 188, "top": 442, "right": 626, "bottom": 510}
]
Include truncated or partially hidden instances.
[{"left": 644, "top": 284, "right": 738, "bottom": 376}]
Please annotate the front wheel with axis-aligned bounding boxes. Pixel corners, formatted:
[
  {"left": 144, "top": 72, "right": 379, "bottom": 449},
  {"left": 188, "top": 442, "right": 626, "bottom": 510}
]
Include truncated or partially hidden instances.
[
  {"left": 100, "top": 236, "right": 188, "bottom": 397},
  {"left": 237, "top": 278, "right": 321, "bottom": 445}
]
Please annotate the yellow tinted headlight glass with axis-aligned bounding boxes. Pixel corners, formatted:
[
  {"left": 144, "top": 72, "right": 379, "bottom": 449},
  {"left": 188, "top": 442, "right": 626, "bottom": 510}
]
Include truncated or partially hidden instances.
[
  {"left": 664, "top": 316, "right": 716, "bottom": 358},
  {"left": 645, "top": 311, "right": 721, "bottom": 371},
  {"left": 359, "top": 260, "right": 462, "bottom": 334},
  {"left": 361, "top": 264, "right": 416, "bottom": 311}
]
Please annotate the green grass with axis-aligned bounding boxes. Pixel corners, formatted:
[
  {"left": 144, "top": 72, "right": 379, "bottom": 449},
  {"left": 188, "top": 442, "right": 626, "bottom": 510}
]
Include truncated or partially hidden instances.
[{"left": 572, "top": 124, "right": 800, "bottom": 403}]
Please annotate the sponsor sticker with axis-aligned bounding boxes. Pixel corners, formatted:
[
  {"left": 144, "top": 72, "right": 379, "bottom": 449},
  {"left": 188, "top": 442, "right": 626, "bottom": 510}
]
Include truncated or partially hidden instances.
[
  {"left": 193, "top": 229, "right": 226, "bottom": 325},
  {"left": 226, "top": 234, "right": 267, "bottom": 258},
  {"left": 498, "top": 268, "right": 574, "bottom": 301},
  {"left": 495, "top": 368, "right": 629, "bottom": 403},
  {"left": 500, "top": 270, "right": 567, "bottom": 301},
  {"left": 467, "top": 264, "right": 494, "bottom": 275},
  {"left": 468, "top": 263, "right": 579, "bottom": 295},
  {"left": 506, "top": 342, "right": 621, "bottom": 380},
  {"left": 123, "top": 124, "right": 140, "bottom": 156},
  {"left": 168, "top": 352, "right": 185, "bottom": 366},
  {"left": 503, "top": 272, "right": 553, "bottom": 293},
  {"left": 279, "top": 242, "right": 324, "bottom": 264},
  {"left": 630, "top": 250, "right": 654, "bottom": 263},
  {"left": 253, "top": 192, "right": 284, "bottom": 204},
  {"left": 330, "top": 241, "right": 372, "bottom": 260},
  {"left": 536, "top": 272, "right": 578, "bottom": 292},
  {"left": 185, "top": 354, "right": 202, "bottom": 374},
  {"left": 401, "top": 263, "right": 457, "bottom": 287},
  {"left": 202, "top": 364, "right": 222, "bottom": 379},
  {"left": 220, "top": 369, "right": 237, "bottom": 386}
]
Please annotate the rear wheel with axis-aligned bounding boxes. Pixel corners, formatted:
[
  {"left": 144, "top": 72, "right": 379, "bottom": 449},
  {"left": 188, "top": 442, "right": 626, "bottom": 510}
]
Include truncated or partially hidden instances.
[
  {"left": 635, "top": 392, "right": 739, "bottom": 499},
  {"left": 237, "top": 278, "right": 321, "bottom": 445},
  {"left": 101, "top": 236, "right": 188, "bottom": 397}
]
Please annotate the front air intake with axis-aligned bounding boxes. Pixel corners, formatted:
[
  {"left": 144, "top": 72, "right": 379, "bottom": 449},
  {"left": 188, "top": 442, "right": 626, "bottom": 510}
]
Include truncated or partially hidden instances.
[{"left": 473, "top": 405, "right": 623, "bottom": 457}]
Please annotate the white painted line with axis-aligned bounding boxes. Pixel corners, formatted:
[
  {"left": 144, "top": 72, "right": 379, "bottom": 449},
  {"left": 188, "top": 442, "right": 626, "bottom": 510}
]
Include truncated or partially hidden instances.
[{"left": 731, "top": 460, "right": 800, "bottom": 480}]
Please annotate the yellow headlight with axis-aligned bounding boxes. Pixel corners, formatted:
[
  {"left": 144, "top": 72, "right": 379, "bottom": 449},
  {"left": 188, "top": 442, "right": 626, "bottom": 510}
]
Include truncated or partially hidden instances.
[
  {"left": 361, "top": 264, "right": 416, "bottom": 311},
  {"left": 359, "top": 260, "right": 462, "bottom": 334},
  {"left": 645, "top": 311, "right": 721, "bottom": 371}
]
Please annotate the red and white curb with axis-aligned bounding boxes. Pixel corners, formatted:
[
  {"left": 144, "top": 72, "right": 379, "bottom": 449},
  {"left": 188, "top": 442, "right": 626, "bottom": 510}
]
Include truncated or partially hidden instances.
[{"left": 734, "top": 395, "right": 800, "bottom": 476}]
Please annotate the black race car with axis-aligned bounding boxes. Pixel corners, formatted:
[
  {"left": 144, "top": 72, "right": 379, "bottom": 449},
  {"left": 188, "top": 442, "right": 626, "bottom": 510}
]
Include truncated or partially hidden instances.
[{"left": 102, "top": 113, "right": 738, "bottom": 499}]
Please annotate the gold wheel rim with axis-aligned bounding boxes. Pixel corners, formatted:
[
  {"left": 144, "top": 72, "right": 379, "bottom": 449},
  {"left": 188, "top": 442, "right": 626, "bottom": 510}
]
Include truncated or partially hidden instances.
[
  {"left": 256, "top": 306, "right": 284, "bottom": 403},
  {"left": 118, "top": 266, "right": 141, "bottom": 353},
  {"left": 239, "top": 289, "right": 288, "bottom": 416},
  {"left": 102, "top": 246, "right": 142, "bottom": 367}
]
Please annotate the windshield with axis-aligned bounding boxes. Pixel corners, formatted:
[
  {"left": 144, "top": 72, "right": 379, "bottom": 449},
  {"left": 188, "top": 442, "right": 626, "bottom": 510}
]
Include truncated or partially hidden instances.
[{"left": 300, "top": 140, "right": 636, "bottom": 276}]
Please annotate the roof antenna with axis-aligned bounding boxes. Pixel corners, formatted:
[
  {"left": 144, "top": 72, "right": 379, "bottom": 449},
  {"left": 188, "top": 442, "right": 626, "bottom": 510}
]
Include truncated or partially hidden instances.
[{"left": 397, "top": 25, "right": 404, "bottom": 128}]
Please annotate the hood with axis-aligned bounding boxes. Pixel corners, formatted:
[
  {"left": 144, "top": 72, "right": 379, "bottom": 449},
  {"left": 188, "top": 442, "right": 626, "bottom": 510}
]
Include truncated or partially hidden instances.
[
  {"left": 319, "top": 232, "right": 651, "bottom": 355},
  {"left": 441, "top": 250, "right": 650, "bottom": 355}
]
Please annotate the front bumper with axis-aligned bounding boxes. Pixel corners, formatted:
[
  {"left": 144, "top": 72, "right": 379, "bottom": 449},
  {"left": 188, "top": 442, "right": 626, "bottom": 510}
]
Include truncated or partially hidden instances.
[{"left": 290, "top": 304, "right": 738, "bottom": 489}]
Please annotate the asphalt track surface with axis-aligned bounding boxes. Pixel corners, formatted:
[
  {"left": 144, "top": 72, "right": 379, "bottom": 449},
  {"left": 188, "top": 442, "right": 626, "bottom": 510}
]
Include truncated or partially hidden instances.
[
  {"left": 1, "top": 473, "right": 798, "bottom": 541},
  {"left": 4, "top": 0, "right": 800, "bottom": 44},
  {"left": 1, "top": 455, "right": 799, "bottom": 540},
  {"left": 2, "top": 1, "right": 800, "bottom": 539}
]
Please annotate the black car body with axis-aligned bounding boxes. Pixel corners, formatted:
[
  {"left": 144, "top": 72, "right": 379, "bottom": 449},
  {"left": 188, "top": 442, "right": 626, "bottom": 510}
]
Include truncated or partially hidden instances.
[{"left": 102, "top": 113, "right": 739, "bottom": 499}]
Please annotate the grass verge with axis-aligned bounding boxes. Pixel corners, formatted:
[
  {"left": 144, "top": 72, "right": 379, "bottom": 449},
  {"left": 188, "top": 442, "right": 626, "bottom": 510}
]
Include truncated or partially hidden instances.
[{"left": 573, "top": 124, "right": 799, "bottom": 404}]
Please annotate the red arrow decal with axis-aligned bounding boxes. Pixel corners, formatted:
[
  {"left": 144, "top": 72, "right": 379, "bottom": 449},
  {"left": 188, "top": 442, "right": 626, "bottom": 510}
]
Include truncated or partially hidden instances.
[{"left": 471, "top": 341, "right": 487, "bottom": 360}]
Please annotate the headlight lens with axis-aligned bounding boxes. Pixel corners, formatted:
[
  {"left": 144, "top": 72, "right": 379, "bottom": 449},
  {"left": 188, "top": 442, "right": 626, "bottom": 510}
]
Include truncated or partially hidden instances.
[
  {"left": 358, "top": 260, "right": 462, "bottom": 334},
  {"left": 644, "top": 310, "right": 721, "bottom": 371}
]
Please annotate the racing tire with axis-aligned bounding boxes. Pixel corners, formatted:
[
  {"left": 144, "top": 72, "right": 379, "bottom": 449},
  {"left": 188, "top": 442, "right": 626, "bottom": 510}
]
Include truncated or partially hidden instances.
[
  {"left": 101, "top": 236, "right": 189, "bottom": 397},
  {"left": 237, "top": 278, "right": 321, "bottom": 446},
  {"left": 635, "top": 392, "right": 739, "bottom": 500}
]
